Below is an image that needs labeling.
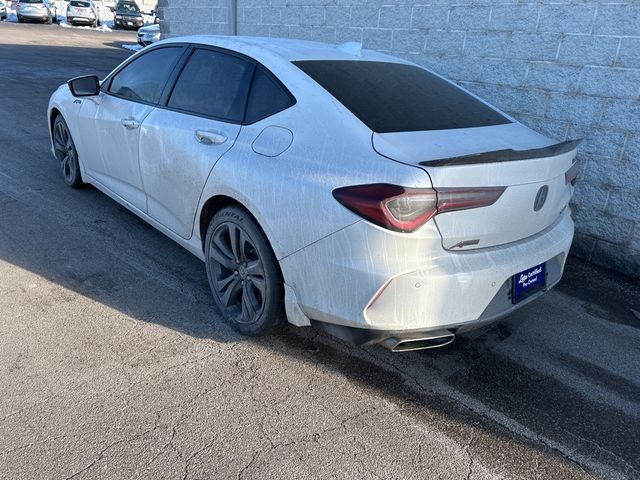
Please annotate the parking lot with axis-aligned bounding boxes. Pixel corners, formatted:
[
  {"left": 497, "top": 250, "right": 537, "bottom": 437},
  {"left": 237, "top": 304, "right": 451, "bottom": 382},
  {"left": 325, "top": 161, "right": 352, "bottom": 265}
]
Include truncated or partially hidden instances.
[{"left": 0, "top": 22, "right": 639, "bottom": 480}]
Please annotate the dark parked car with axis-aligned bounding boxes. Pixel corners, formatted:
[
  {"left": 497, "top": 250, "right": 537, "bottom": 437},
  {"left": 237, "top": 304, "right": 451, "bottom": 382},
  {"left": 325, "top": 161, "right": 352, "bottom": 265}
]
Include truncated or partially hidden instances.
[{"left": 113, "top": 0, "right": 142, "bottom": 29}]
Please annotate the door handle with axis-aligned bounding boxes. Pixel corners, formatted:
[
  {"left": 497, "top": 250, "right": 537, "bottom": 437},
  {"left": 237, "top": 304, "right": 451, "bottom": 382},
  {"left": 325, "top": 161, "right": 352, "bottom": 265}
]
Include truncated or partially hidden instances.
[
  {"left": 195, "top": 130, "right": 227, "bottom": 146},
  {"left": 121, "top": 118, "right": 140, "bottom": 130}
]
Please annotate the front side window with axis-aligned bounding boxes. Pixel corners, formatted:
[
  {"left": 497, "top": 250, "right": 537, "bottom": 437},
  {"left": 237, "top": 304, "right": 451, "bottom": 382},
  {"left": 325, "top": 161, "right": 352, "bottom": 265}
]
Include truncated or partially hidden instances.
[
  {"left": 108, "top": 47, "right": 183, "bottom": 104},
  {"left": 168, "top": 48, "right": 254, "bottom": 122},
  {"left": 294, "top": 60, "right": 511, "bottom": 133}
]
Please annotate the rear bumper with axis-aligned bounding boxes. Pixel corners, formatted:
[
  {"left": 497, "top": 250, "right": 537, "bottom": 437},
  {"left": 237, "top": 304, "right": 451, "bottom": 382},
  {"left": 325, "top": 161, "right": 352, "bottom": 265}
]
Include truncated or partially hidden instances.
[
  {"left": 67, "top": 16, "right": 94, "bottom": 23},
  {"left": 281, "top": 209, "right": 574, "bottom": 336},
  {"left": 18, "top": 12, "right": 48, "bottom": 20}
]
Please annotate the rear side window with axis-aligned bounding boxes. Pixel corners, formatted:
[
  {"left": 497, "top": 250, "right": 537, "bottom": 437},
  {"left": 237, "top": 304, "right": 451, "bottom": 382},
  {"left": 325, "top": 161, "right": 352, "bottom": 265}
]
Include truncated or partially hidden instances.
[
  {"left": 245, "top": 67, "right": 295, "bottom": 123},
  {"left": 168, "top": 49, "right": 254, "bottom": 122},
  {"left": 108, "top": 47, "right": 184, "bottom": 104},
  {"left": 294, "top": 60, "right": 511, "bottom": 133}
]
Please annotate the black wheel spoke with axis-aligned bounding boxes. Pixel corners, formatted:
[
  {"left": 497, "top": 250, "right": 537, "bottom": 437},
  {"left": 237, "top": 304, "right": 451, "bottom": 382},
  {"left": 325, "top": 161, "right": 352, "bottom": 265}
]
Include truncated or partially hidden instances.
[
  {"left": 209, "top": 243, "right": 236, "bottom": 271},
  {"left": 245, "top": 259, "right": 261, "bottom": 276},
  {"left": 240, "top": 282, "right": 257, "bottom": 322},
  {"left": 228, "top": 225, "right": 242, "bottom": 263},
  {"left": 53, "top": 124, "right": 66, "bottom": 151},
  {"left": 220, "top": 275, "right": 242, "bottom": 307},
  {"left": 248, "top": 276, "right": 265, "bottom": 297}
]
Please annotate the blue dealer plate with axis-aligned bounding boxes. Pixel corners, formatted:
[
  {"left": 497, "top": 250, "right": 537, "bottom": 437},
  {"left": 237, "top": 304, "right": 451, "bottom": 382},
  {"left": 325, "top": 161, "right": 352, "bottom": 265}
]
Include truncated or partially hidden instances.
[{"left": 512, "top": 263, "right": 546, "bottom": 304}]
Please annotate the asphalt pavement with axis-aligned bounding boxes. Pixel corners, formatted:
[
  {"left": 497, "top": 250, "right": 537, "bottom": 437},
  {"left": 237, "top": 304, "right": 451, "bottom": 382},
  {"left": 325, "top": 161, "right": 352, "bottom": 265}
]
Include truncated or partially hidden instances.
[{"left": 0, "top": 22, "right": 639, "bottom": 480}]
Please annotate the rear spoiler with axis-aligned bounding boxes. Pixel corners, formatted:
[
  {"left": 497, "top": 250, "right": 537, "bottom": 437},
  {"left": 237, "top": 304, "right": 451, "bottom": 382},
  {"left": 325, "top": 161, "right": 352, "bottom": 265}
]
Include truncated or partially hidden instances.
[{"left": 419, "top": 139, "right": 582, "bottom": 167}]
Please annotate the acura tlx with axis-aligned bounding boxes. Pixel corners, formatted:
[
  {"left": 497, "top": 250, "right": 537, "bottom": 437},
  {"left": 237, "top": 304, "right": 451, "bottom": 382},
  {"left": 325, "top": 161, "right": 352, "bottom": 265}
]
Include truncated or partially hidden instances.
[{"left": 47, "top": 37, "right": 580, "bottom": 352}]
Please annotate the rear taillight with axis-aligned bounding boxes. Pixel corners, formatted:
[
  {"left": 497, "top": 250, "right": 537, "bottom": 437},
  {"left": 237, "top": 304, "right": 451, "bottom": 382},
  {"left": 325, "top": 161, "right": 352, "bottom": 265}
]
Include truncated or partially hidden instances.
[
  {"left": 333, "top": 184, "right": 505, "bottom": 233},
  {"left": 565, "top": 162, "right": 579, "bottom": 186}
]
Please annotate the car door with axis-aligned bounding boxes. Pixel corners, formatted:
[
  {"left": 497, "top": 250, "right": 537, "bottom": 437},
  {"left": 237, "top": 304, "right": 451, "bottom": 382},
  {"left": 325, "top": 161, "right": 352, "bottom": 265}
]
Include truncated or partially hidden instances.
[
  {"left": 76, "top": 46, "right": 185, "bottom": 212},
  {"left": 138, "top": 47, "right": 254, "bottom": 239}
]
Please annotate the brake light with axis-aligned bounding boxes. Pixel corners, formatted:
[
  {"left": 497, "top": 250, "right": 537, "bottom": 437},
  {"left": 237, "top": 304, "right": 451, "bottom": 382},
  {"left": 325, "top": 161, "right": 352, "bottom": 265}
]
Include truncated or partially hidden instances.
[
  {"left": 565, "top": 162, "right": 579, "bottom": 186},
  {"left": 333, "top": 184, "right": 505, "bottom": 233}
]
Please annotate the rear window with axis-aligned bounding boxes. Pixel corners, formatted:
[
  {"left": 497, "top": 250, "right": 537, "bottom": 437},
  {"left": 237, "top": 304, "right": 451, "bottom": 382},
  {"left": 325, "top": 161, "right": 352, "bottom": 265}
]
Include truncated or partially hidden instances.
[
  {"left": 70, "top": 1, "right": 91, "bottom": 6},
  {"left": 293, "top": 60, "right": 510, "bottom": 133}
]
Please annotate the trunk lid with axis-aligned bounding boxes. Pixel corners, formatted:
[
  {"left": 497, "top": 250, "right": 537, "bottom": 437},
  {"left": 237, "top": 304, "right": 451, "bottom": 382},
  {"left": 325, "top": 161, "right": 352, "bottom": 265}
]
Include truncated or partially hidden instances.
[{"left": 373, "top": 123, "right": 579, "bottom": 251}]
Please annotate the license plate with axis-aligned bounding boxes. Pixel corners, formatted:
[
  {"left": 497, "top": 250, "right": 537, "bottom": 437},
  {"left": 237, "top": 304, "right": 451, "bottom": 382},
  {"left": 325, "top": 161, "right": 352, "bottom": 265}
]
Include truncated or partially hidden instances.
[
  {"left": 127, "top": 21, "right": 133, "bottom": 25},
  {"left": 512, "top": 263, "right": 546, "bottom": 304}
]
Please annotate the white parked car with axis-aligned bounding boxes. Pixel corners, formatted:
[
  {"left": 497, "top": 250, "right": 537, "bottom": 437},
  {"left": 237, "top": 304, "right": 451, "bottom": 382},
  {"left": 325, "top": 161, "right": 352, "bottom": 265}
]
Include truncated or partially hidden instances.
[
  {"left": 66, "top": 0, "right": 99, "bottom": 27},
  {"left": 16, "top": 0, "right": 58, "bottom": 23},
  {"left": 47, "top": 37, "right": 579, "bottom": 351},
  {"left": 137, "top": 23, "right": 159, "bottom": 46}
]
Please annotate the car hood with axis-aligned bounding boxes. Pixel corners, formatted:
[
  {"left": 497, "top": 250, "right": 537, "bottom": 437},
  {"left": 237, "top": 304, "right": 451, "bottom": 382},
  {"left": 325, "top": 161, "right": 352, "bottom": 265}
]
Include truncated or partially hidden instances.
[{"left": 116, "top": 10, "right": 141, "bottom": 16}]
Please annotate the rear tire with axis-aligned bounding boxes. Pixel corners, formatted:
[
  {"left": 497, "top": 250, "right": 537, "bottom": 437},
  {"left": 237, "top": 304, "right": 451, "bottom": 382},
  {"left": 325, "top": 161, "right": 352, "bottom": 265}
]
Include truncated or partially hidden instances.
[
  {"left": 52, "top": 115, "right": 84, "bottom": 188},
  {"left": 205, "top": 206, "right": 284, "bottom": 336}
]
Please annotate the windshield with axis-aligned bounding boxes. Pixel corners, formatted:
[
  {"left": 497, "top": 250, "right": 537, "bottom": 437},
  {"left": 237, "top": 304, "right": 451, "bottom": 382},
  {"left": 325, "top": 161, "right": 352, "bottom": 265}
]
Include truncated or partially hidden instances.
[
  {"left": 294, "top": 60, "right": 511, "bottom": 133},
  {"left": 117, "top": 2, "right": 139, "bottom": 13},
  {"left": 19, "top": 0, "right": 44, "bottom": 4},
  {"left": 70, "top": 1, "right": 91, "bottom": 6}
]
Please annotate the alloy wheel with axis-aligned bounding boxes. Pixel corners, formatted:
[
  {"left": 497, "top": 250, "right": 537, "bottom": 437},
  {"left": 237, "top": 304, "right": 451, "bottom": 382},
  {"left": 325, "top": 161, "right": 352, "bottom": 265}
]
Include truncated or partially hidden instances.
[
  {"left": 208, "top": 222, "right": 266, "bottom": 325},
  {"left": 53, "top": 119, "right": 77, "bottom": 184}
]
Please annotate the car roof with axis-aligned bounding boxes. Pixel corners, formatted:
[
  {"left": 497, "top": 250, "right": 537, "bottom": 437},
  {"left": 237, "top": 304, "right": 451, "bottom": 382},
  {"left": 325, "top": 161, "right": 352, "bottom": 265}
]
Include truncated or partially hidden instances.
[{"left": 159, "top": 35, "right": 409, "bottom": 65}]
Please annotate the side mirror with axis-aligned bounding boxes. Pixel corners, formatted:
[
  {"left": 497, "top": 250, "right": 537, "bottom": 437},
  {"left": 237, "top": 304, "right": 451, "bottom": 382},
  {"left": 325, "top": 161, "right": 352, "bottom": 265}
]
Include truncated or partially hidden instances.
[{"left": 68, "top": 75, "right": 100, "bottom": 97}]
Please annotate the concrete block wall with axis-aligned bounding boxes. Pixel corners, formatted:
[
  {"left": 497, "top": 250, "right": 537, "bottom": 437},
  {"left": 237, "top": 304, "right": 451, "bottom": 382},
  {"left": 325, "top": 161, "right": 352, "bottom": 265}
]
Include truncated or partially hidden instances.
[{"left": 160, "top": 0, "right": 640, "bottom": 278}]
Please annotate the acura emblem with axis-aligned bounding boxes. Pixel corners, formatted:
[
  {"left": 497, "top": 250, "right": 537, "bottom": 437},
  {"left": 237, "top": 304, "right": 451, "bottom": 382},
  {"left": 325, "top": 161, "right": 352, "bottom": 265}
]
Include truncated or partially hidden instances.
[{"left": 534, "top": 185, "right": 548, "bottom": 211}]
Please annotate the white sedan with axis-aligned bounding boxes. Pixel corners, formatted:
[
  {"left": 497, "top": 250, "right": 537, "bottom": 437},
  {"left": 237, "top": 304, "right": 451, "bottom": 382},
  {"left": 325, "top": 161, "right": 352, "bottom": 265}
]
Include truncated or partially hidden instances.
[
  {"left": 47, "top": 36, "right": 579, "bottom": 351},
  {"left": 137, "top": 23, "right": 159, "bottom": 47}
]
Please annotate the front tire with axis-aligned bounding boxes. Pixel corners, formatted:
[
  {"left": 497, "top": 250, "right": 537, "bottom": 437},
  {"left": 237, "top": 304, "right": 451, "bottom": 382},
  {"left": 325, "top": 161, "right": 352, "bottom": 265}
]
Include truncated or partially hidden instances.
[
  {"left": 52, "top": 115, "right": 84, "bottom": 188},
  {"left": 205, "top": 206, "right": 284, "bottom": 336}
]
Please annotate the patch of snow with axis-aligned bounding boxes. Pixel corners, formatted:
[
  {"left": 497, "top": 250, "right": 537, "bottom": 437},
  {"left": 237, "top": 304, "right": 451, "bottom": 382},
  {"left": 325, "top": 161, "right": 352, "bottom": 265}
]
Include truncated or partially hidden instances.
[{"left": 121, "top": 44, "right": 142, "bottom": 52}]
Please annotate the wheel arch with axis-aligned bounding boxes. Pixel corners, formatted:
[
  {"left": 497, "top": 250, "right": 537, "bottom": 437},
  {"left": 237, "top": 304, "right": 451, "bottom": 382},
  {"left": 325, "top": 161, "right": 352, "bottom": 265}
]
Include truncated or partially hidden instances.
[
  {"left": 49, "top": 107, "right": 62, "bottom": 140},
  {"left": 199, "top": 194, "right": 280, "bottom": 257},
  {"left": 198, "top": 193, "right": 287, "bottom": 279}
]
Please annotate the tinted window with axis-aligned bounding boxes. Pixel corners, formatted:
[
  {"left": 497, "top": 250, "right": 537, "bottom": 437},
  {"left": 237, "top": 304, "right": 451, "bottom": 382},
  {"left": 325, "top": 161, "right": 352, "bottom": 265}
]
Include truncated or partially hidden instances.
[
  {"left": 294, "top": 60, "right": 511, "bottom": 133},
  {"left": 117, "top": 2, "right": 139, "bottom": 12},
  {"left": 71, "top": 1, "right": 91, "bottom": 6},
  {"left": 109, "top": 47, "right": 183, "bottom": 104},
  {"left": 168, "top": 49, "right": 254, "bottom": 122},
  {"left": 245, "top": 67, "right": 294, "bottom": 123}
]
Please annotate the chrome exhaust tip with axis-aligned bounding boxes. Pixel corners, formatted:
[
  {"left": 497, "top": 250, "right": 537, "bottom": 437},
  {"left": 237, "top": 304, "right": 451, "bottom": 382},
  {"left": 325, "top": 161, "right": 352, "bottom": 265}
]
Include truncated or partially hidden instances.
[{"left": 380, "top": 330, "right": 455, "bottom": 352}]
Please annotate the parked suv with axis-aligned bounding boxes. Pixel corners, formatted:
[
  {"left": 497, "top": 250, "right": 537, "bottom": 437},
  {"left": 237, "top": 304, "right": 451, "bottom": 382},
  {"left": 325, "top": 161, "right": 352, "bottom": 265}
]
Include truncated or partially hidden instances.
[
  {"left": 113, "top": 0, "right": 142, "bottom": 29},
  {"left": 17, "top": 0, "right": 58, "bottom": 23},
  {"left": 66, "top": 0, "right": 99, "bottom": 27}
]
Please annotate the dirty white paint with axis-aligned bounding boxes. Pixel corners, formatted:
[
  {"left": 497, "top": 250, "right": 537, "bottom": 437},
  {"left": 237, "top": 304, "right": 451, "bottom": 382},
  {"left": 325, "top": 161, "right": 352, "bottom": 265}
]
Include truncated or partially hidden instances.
[{"left": 47, "top": 36, "right": 576, "bottom": 338}]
